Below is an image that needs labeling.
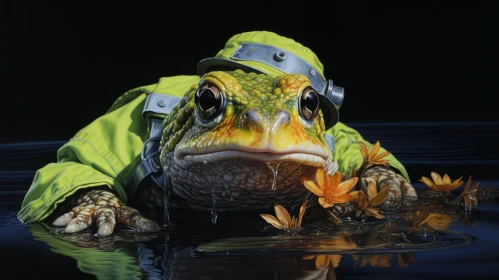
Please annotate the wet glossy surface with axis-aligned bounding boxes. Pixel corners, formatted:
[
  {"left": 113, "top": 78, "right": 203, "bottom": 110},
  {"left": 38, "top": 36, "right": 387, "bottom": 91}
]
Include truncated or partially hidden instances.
[{"left": 1, "top": 122, "right": 499, "bottom": 280}]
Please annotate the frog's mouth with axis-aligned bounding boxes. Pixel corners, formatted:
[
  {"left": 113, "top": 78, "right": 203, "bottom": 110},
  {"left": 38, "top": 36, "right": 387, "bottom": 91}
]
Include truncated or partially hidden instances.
[{"left": 175, "top": 146, "right": 329, "bottom": 167}]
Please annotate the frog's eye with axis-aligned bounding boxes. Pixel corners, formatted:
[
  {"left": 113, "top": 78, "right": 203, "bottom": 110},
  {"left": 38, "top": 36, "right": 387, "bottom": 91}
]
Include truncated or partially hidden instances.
[
  {"left": 195, "top": 84, "right": 225, "bottom": 120},
  {"left": 299, "top": 87, "right": 320, "bottom": 121}
]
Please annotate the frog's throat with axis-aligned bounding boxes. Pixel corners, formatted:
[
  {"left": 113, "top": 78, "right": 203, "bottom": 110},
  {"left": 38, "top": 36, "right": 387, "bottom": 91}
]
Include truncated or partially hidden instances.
[{"left": 174, "top": 147, "right": 328, "bottom": 168}]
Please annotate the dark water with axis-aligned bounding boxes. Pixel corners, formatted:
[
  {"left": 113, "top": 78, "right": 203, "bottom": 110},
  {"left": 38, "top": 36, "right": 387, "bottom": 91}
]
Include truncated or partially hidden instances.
[{"left": 1, "top": 122, "right": 499, "bottom": 280}]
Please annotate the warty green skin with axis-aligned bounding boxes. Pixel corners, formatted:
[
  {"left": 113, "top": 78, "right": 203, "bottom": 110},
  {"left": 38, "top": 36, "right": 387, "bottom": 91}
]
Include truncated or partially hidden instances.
[{"left": 158, "top": 70, "right": 335, "bottom": 211}]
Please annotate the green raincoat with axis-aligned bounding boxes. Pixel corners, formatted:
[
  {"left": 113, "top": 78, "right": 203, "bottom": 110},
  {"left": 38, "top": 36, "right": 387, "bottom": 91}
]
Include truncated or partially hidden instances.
[{"left": 17, "top": 74, "right": 409, "bottom": 223}]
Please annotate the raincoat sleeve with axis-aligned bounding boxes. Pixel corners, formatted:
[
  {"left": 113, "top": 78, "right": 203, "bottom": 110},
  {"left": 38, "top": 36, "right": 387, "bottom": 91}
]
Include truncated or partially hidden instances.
[
  {"left": 328, "top": 122, "right": 410, "bottom": 182},
  {"left": 17, "top": 75, "right": 200, "bottom": 224},
  {"left": 17, "top": 88, "right": 151, "bottom": 223}
]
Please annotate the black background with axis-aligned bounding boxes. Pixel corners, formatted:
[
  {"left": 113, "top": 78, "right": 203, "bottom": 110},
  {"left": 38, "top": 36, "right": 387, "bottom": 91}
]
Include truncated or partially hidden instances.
[{"left": 5, "top": 1, "right": 498, "bottom": 143}]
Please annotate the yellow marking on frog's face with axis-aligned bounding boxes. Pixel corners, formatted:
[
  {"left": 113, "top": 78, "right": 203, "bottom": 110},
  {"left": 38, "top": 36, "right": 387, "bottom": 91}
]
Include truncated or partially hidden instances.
[{"left": 174, "top": 69, "right": 332, "bottom": 167}]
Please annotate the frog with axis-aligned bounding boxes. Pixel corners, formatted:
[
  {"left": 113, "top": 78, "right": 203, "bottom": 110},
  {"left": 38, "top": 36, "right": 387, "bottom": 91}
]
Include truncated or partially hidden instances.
[{"left": 51, "top": 69, "right": 417, "bottom": 236}]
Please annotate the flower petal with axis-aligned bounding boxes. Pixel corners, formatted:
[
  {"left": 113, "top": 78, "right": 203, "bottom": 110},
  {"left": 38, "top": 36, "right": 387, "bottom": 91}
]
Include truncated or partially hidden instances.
[
  {"left": 359, "top": 142, "right": 369, "bottom": 160},
  {"left": 452, "top": 176, "right": 464, "bottom": 185},
  {"left": 366, "top": 178, "right": 378, "bottom": 200},
  {"left": 274, "top": 204, "right": 291, "bottom": 228},
  {"left": 449, "top": 184, "right": 463, "bottom": 192},
  {"left": 366, "top": 208, "right": 385, "bottom": 219},
  {"left": 354, "top": 190, "right": 368, "bottom": 209},
  {"left": 431, "top": 172, "right": 443, "bottom": 185},
  {"left": 368, "top": 141, "right": 381, "bottom": 159},
  {"left": 260, "top": 214, "right": 284, "bottom": 229},
  {"left": 451, "top": 176, "right": 464, "bottom": 187},
  {"left": 413, "top": 207, "right": 431, "bottom": 227},
  {"left": 329, "top": 171, "right": 342, "bottom": 192},
  {"left": 352, "top": 167, "right": 358, "bottom": 178},
  {"left": 442, "top": 174, "right": 451, "bottom": 185},
  {"left": 374, "top": 160, "right": 390, "bottom": 167},
  {"left": 318, "top": 197, "right": 334, "bottom": 209},
  {"left": 289, "top": 216, "right": 297, "bottom": 229},
  {"left": 419, "top": 176, "right": 435, "bottom": 188},
  {"left": 369, "top": 187, "right": 390, "bottom": 207},
  {"left": 297, "top": 200, "right": 307, "bottom": 228},
  {"left": 300, "top": 177, "right": 325, "bottom": 197},
  {"left": 372, "top": 151, "right": 391, "bottom": 162},
  {"left": 316, "top": 167, "right": 330, "bottom": 190},
  {"left": 333, "top": 193, "right": 355, "bottom": 203},
  {"left": 330, "top": 255, "right": 342, "bottom": 268},
  {"left": 315, "top": 255, "right": 328, "bottom": 268},
  {"left": 462, "top": 176, "right": 472, "bottom": 191},
  {"left": 349, "top": 191, "right": 360, "bottom": 198},
  {"left": 336, "top": 176, "right": 358, "bottom": 195}
]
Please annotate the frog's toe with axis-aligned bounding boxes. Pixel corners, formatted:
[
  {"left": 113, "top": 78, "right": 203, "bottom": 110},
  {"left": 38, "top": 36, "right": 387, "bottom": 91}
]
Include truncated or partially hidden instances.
[
  {"left": 52, "top": 212, "right": 74, "bottom": 226},
  {"left": 131, "top": 215, "right": 161, "bottom": 232},
  {"left": 127, "top": 213, "right": 160, "bottom": 232},
  {"left": 118, "top": 206, "right": 161, "bottom": 232},
  {"left": 138, "top": 217, "right": 161, "bottom": 232},
  {"left": 96, "top": 208, "right": 117, "bottom": 237},
  {"left": 97, "top": 223, "right": 114, "bottom": 236},
  {"left": 64, "top": 208, "right": 94, "bottom": 233}
]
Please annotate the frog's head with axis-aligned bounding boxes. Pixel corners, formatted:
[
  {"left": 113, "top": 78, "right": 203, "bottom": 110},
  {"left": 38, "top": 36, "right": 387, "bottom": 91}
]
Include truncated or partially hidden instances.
[
  {"left": 160, "top": 69, "right": 337, "bottom": 201},
  {"left": 159, "top": 32, "right": 342, "bottom": 208},
  {"left": 174, "top": 70, "right": 333, "bottom": 169}
]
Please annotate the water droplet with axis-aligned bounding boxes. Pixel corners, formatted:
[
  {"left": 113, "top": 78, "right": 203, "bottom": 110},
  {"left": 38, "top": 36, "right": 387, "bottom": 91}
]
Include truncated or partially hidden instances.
[
  {"left": 203, "top": 160, "right": 208, "bottom": 164},
  {"left": 211, "top": 211, "right": 218, "bottom": 224},
  {"left": 266, "top": 161, "right": 281, "bottom": 190},
  {"left": 211, "top": 185, "right": 217, "bottom": 224}
]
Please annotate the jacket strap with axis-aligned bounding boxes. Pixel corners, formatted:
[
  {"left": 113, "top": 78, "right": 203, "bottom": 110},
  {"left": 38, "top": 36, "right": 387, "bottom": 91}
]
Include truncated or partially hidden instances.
[
  {"left": 130, "top": 93, "right": 181, "bottom": 199},
  {"left": 325, "top": 134, "right": 335, "bottom": 152}
]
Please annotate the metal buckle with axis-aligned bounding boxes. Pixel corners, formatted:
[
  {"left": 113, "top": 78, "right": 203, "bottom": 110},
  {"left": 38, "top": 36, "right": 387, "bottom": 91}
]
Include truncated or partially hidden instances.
[
  {"left": 142, "top": 93, "right": 182, "bottom": 119},
  {"left": 230, "top": 43, "right": 328, "bottom": 94}
]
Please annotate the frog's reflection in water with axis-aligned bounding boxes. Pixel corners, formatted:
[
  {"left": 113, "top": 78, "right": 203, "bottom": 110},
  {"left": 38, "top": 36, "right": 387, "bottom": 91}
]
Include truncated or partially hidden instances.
[
  {"left": 25, "top": 199, "right": 483, "bottom": 280},
  {"left": 25, "top": 220, "right": 433, "bottom": 280}
]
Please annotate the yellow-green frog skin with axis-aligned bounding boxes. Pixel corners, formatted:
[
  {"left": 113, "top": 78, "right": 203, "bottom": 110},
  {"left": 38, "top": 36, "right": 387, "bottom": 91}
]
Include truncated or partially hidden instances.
[{"left": 158, "top": 70, "right": 338, "bottom": 211}]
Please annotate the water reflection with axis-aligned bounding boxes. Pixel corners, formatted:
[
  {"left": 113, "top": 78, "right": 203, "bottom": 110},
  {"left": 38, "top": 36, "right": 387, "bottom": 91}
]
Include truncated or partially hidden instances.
[
  {"left": 26, "top": 223, "right": 146, "bottom": 279},
  {"left": 23, "top": 202, "right": 480, "bottom": 280}
]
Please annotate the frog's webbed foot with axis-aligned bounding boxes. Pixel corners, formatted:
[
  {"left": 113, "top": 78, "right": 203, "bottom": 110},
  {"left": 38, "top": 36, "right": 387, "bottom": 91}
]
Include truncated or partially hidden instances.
[
  {"left": 52, "top": 189, "right": 161, "bottom": 236},
  {"left": 362, "top": 165, "right": 418, "bottom": 201}
]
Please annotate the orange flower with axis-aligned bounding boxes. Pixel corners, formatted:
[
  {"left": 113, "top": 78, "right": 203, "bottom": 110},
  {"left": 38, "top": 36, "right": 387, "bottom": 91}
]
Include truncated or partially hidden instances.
[
  {"left": 300, "top": 168, "right": 358, "bottom": 209},
  {"left": 352, "top": 178, "right": 390, "bottom": 219},
  {"left": 419, "top": 172, "right": 464, "bottom": 193},
  {"left": 453, "top": 176, "right": 479, "bottom": 210},
  {"left": 303, "top": 254, "right": 343, "bottom": 268},
  {"left": 404, "top": 204, "right": 431, "bottom": 230},
  {"left": 425, "top": 213, "right": 456, "bottom": 231},
  {"left": 359, "top": 141, "right": 391, "bottom": 167},
  {"left": 303, "top": 236, "right": 357, "bottom": 268},
  {"left": 260, "top": 200, "right": 307, "bottom": 232}
]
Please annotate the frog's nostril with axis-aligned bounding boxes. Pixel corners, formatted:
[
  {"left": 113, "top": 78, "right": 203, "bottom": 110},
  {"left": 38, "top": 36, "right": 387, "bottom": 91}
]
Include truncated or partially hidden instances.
[
  {"left": 274, "top": 110, "right": 291, "bottom": 128},
  {"left": 242, "top": 109, "right": 264, "bottom": 130}
]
